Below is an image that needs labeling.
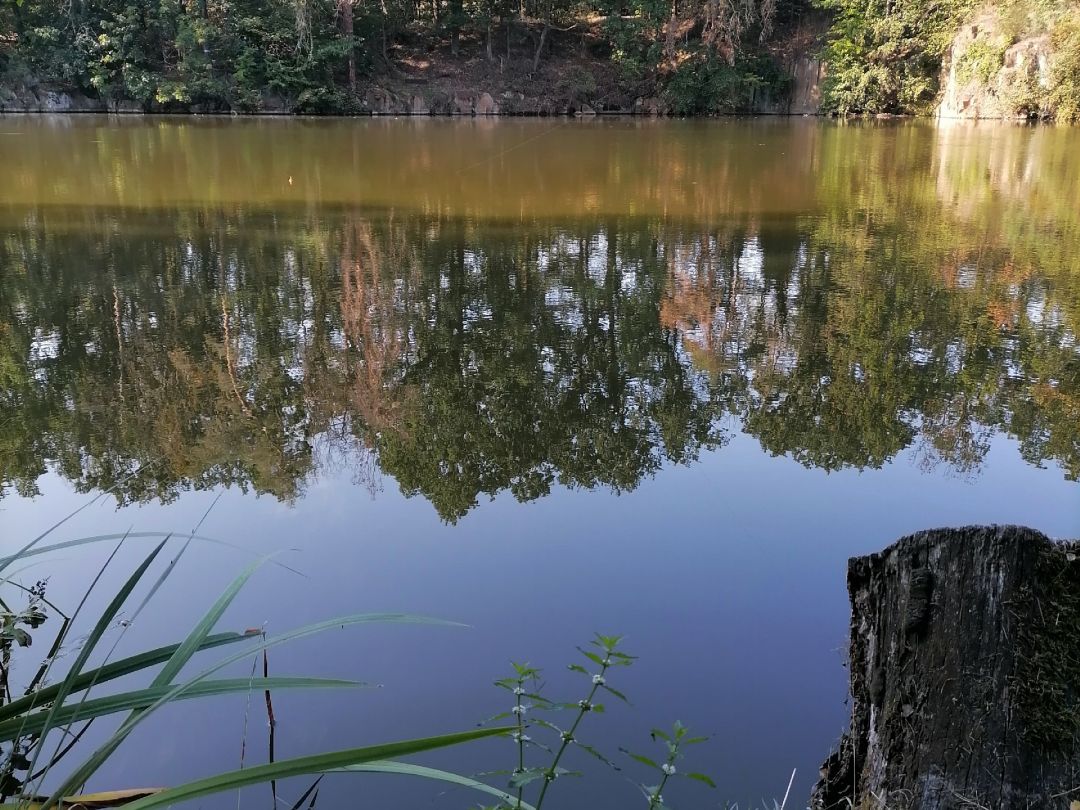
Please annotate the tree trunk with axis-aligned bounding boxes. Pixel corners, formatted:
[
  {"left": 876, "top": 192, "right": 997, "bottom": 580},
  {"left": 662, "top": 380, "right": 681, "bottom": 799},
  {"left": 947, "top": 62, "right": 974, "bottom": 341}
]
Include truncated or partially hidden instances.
[
  {"left": 450, "top": 0, "right": 462, "bottom": 55},
  {"left": 531, "top": 22, "right": 549, "bottom": 72},
  {"left": 486, "top": 22, "right": 494, "bottom": 61},
  {"left": 339, "top": 0, "right": 356, "bottom": 93},
  {"left": 813, "top": 525, "right": 1080, "bottom": 810}
]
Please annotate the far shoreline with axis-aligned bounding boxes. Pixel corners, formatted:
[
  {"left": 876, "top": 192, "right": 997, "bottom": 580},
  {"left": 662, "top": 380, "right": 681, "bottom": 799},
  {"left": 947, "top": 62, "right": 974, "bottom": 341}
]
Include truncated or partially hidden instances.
[{"left": 2, "top": 107, "right": 1060, "bottom": 123}]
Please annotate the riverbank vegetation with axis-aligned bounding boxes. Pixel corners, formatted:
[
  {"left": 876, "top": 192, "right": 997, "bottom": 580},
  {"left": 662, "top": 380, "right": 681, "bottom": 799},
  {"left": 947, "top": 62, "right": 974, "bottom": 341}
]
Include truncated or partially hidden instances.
[
  {"left": 819, "top": 0, "right": 1080, "bottom": 118},
  {"left": 0, "top": 531, "right": 518, "bottom": 808},
  {"left": 0, "top": 0, "right": 1078, "bottom": 116},
  {"left": 0, "top": 0, "right": 805, "bottom": 114},
  {"left": 0, "top": 527, "right": 723, "bottom": 809}
]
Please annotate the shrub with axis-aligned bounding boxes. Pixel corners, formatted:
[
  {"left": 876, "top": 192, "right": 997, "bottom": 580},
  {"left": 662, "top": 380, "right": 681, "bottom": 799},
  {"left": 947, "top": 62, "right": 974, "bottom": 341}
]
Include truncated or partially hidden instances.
[
  {"left": 955, "top": 38, "right": 1007, "bottom": 85},
  {"left": 663, "top": 51, "right": 790, "bottom": 115},
  {"left": 1050, "top": 16, "right": 1080, "bottom": 122}
]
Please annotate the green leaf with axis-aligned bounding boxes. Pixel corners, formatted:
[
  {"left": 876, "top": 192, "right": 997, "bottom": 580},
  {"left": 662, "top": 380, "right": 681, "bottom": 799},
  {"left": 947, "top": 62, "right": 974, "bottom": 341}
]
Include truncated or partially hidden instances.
[
  {"left": 0, "top": 631, "right": 260, "bottom": 723},
  {"left": 42, "top": 551, "right": 261, "bottom": 809},
  {"left": 119, "top": 728, "right": 514, "bottom": 810},
  {"left": 576, "top": 743, "right": 619, "bottom": 770},
  {"left": 639, "top": 783, "right": 661, "bottom": 800},
  {"left": 29, "top": 538, "right": 167, "bottom": 786},
  {"left": 0, "top": 533, "right": 302, "bottom": 576},
  {"left": 508, "top": 767, "right": 548, "bottom": 789},
  {"left": 578, "top": 648, "right": 604, "bottom": 665},
  {"left": 592, "top": 634, "right": 624, "bottom": 652},
  {"left": 522, "top": 736, "right": 553, "bottom": 754},
  {"left": 567, "top": 664, "right": 588, "bottom": 674},
  {"left": 478, "top": 711, "right": 514, "bottom": 724},
  {"left": 152, "top": 555, "right": 265, "bottom": 688},
  {"left": 9, "top": 628, "right": 31, "bottom": 647},
  {"left": 601, "top": 684, "right": 630, "bottom": 704},
  {"left": 336, "top": 760, "right": 536, "bottom": 809},
  {"left": 44, "top": 613, "right": 459, "bottom": 809},
  {"left": 577, "top": 648, "right": 604, "bottom": 666},
  {"left": 622, "top": 750, "right": 660, "bottom": 770},
  {"left": 0, "top": 678, "right": 363, "bottom": 741},
  {"left": 685, "top": 772, "right": 716, "bottom": 788}
]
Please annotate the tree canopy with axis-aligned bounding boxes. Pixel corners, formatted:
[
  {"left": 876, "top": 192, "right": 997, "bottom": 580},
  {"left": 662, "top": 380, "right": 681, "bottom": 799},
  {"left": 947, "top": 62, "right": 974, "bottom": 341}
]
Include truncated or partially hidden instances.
[{"left": 3, "top": 0, "right": 1076, "bottom": 116}]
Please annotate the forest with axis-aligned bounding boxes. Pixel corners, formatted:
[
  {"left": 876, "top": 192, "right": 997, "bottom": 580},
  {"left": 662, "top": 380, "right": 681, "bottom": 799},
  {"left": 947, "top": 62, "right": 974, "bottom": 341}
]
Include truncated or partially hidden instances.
[{"left": 1, "top": 0, "right": 1078, "bottom": 117}]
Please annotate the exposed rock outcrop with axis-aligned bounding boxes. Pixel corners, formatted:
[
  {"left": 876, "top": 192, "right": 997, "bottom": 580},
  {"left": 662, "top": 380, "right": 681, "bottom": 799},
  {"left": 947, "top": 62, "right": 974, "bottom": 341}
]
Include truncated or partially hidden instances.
[
  {"left": 813, "top": 525, "right": 1080, "bottom": 810},
  {"left": 0, "top": 83, "right": 106, "bottom": 113},
  {"left": 773, "top": 11, "right": 830, "bottom": 115},
  {"left": 937, "top": 9, "right": 1055, "bottom": 119}
]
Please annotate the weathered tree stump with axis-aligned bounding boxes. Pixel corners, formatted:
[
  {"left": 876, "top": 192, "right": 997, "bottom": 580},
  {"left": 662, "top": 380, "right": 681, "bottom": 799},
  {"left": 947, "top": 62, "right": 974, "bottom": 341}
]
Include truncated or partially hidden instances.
[{"left": 812, "top": 525, "right": 1080, "bottom": 810}]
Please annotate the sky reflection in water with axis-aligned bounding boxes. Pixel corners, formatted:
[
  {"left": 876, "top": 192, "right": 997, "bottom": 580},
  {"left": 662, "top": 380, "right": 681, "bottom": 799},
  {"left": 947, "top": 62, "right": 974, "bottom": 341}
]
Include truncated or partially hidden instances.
[{"left": 1, "top": 116, "right": 1078, "bottom": 807}]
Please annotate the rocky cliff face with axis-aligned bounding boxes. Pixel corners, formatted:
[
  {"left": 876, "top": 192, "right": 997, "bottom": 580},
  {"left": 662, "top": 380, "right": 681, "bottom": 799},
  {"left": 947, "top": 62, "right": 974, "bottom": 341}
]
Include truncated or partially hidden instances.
[
  {"left": 937, "top": 8, "right": 1057, "bottom": 119},
  {"left": 0, "top": 82, "right": 107, "bottom": 112},
  {"left": 788, "top": 52, "right": 825, "bottom": 115},
  {"left": 781, "top": 13, "right": 829, "bottom": 115},
  {"left": 751, "top": 12, "right": 828, "bottom": 115}
]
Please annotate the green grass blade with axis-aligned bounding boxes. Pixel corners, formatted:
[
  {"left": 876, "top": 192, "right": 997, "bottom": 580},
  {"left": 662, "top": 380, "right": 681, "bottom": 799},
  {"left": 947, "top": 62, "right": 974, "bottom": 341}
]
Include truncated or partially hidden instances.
[
  {"left": 337, "top": 760, "right": 537, "bottom": 809},
  {"left": 41, "top": 555, "right": 265, "bottom": 808},
  {"left": 151, "top": 556, "right": 265, "bottom": 689},
  {"left": 0, "top": 678, "right": 364, "bottom": 741},
  {"left": 44, "top": 613, "right": 461, "bottom": 807},
  {"left": 0, "top": 495, "right": 114, "bottom": 576},
  {"left": 0, "top": 462, "right": 169, "bottom": 575},
  {"left": 129, "top": 537, "right": 192, "bottom": 623},
  {"left": 0, "top": 532, "right": 306, "bottom": 577},
  {"left": 287, "top": 776, "right": 322, "bottom": 810},
  {"left": 0, "top": 631, "right": 260, "bottom": 724},
  {"left": 24, "top": 538, "right": 168, "bottom": 785},
  {"left": 119, "top": 727, "right": 514, "bottom": 810}
]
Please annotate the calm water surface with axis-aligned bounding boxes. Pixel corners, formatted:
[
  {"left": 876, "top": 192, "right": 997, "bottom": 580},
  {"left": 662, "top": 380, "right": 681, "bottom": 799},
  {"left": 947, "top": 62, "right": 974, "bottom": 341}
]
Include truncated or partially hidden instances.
[{"left": 1, "top": 116, "right": 1078, "bottom": 808}]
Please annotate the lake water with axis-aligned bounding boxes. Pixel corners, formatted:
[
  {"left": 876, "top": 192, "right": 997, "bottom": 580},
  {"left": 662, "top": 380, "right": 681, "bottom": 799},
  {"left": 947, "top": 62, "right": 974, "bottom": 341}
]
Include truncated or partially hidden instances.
[{"left": 1, "top": 115, "right": 1078, "bottom": 808}]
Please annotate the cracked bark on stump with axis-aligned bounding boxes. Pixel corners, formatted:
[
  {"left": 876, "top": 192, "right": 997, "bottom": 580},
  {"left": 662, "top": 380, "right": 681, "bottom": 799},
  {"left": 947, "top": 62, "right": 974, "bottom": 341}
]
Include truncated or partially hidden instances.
[{"left": 812, "top": 525, "right": 1080, "bottom": 810}]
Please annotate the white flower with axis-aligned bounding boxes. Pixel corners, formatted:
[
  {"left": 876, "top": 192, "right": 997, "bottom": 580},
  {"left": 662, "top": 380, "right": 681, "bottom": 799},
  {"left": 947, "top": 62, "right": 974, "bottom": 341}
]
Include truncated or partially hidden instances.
[
  {"left": 661, "top": 764, "right": 676, "bottom": 776},
  {"left": 513, "top": 687, "right": 526, "bottom": 696},
  {"left": 512, "top": 704, "right": 529, "bottom": 715},
  {"left": 592, "top": 674, "right": 606, "bottom": 685}
]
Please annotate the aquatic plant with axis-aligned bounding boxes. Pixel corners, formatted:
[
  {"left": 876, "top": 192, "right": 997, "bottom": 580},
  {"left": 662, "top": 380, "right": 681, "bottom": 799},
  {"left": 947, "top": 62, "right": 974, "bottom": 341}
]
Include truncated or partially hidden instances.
[
  {"left": 483, "top": 638, "right": 715, "bottom": 809},
  {"left": 0, "top": 502, "right": 735, "bottom": 809},
  {"left": 624, "top": 721, "right": 717, "bottom": 809},
  {"left": 0, "top": 528, "right": 517, "bottom": 810}
]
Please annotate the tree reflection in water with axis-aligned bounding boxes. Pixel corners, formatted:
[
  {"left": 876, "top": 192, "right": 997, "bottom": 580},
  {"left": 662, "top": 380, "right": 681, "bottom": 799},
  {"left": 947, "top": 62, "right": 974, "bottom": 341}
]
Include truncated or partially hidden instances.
[{"left": 2, "top": 122, "right": 1077, "bottom": 520}]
